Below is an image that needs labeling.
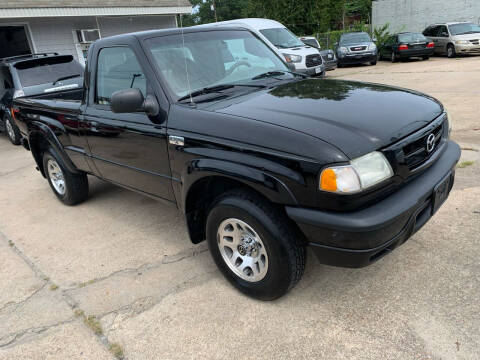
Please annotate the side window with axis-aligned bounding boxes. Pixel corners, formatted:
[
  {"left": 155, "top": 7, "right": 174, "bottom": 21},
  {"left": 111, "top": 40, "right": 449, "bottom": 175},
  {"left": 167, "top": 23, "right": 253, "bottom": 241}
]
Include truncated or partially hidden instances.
[
  {"left": 95, "top": 47, "right": 147, "bottom": 106},
  {"left": 0, "top": 67, "right": 14, "bottom": 101},
  {"left": 437, "top": 26, "right": 448, "bottom": 37}
]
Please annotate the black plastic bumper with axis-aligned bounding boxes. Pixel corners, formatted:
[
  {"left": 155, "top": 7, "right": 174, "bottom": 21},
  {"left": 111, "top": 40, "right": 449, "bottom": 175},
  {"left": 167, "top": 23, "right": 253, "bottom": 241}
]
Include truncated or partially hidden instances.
[
  {"left": 338, "top": 54, "right": 377, "bottom": 65},
  {"left": 286, "top": 141, "right": 461, "bottom": 268}
]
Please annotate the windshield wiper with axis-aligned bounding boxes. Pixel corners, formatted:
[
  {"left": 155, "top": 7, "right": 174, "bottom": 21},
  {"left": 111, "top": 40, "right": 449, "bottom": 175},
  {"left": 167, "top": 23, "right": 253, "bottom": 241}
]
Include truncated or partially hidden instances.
[
  {"left": 52, "top": 74, "right": 80, "bottom": 85},
  {"left": 177, "top": 84, "right": 266, "bottom": 103}
]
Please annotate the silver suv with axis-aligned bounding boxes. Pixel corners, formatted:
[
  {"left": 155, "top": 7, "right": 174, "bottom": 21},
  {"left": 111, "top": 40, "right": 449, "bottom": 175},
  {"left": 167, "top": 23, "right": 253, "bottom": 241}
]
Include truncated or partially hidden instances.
[{"left": 423, "top": 22, "right": 480, "bottom": 58}]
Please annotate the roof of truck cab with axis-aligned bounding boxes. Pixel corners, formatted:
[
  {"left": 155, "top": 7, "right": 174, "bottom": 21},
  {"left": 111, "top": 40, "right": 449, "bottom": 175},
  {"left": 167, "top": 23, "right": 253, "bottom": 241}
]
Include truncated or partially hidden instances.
[{"left": 93, "top": 25, "right": 251, "bottom": 44}]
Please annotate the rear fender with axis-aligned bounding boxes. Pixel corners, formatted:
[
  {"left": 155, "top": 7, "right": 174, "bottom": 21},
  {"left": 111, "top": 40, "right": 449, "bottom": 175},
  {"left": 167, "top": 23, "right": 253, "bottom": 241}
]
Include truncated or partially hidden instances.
[{"left": 28, "top": 121, "right": 79, "bottom": 177}]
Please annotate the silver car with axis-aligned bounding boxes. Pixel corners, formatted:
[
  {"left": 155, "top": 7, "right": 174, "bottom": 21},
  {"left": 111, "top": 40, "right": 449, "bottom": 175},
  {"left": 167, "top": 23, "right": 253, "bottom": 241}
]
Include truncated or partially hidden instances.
[{"left": 423, "top": 22, "right": 480, "bottom": 58}]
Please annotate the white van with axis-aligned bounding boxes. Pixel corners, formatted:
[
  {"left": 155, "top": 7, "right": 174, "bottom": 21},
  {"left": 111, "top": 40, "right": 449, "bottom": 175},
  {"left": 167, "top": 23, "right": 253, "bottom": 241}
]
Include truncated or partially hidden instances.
[{"left": 196, "top": 18, "right": 325, "bottom": 76}]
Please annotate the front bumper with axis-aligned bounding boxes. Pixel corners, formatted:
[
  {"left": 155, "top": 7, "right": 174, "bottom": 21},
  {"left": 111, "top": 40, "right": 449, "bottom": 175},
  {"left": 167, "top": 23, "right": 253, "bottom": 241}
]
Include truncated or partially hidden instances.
[
  {"left": 298, "top": 65, "right": 325, "bottom": 77},
  {"left": 455, "top": 43, "right": 480, "bottom": 55},
  {"left": 338, "top": 52, "right": 377, "bottom": 65},
  {"left": 286, "top": 141, "right": 461, "bottom": 268}
]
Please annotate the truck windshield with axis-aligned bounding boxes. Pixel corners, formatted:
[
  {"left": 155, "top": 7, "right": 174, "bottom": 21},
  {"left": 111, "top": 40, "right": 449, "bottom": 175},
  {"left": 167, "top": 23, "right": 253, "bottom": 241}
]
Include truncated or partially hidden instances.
[
  {"left": 260, "top": 28, "right": 304, "bottom": 48},
  {"left": 145, "top": 30, "right": 290, "bottom": 99},
  {"left": 449, "top": 23, "right": 480, "bottom": 35},
  {"left": 14, "top": 55, "right": 84, "bottom": 87}
]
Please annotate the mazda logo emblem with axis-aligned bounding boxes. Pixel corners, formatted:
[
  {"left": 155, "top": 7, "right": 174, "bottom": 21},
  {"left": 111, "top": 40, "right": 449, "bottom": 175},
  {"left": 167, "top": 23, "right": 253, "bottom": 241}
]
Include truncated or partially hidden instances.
[{"left": 426, "top": 133, "right": 436, "bottom": 153}]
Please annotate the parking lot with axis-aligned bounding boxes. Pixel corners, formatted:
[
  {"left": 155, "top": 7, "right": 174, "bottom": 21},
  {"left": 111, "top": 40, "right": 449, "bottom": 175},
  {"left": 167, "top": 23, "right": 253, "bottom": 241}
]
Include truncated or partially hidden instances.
[{"left": 0, "top": 56, "right": 479, "bottom": 359}]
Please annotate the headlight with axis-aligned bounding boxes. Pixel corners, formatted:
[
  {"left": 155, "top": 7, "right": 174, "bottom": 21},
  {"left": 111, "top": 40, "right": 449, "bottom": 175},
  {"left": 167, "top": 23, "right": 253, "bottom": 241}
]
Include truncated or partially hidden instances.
[
  {"left": 369, "top": 43, "right": 377, "bottom": 51},
  {"left": 455, "top": 40, "right": 469, "bottom": 45},
  {"left": 445, "top": 110, "right": 453, "bottom": 137},
  {"left": 339, "top": 47, "right": 348, "bottom": 53},
  {"left": 320, "top": 151, "right": 393, "bottom": 194},
  {"left": 284, "top": 54, "right": 302, "bottom": 63}
]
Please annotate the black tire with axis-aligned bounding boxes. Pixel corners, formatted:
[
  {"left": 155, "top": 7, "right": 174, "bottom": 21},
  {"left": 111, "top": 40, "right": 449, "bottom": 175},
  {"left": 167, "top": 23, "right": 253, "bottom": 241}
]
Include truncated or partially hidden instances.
[
  {"left": 4, "top": 115, "right": 21, "bottom": 145},
  {"left": 370, "top": 60, "right": 377, "bottom": 66},
  {"left": 391, "top": 52, "right": 397, "bottom": 63},
  {"left": 422, "top": 55, "right": 430, "bottom": 60},
  {"left": 42, "top": 149, "right": 89, "bottom": 206},
  {"left": 206, "top": 190, "right": 306, "bottom": 300},
  {"left": 447, "top": 44, "right": 456, "bottom": 58}
]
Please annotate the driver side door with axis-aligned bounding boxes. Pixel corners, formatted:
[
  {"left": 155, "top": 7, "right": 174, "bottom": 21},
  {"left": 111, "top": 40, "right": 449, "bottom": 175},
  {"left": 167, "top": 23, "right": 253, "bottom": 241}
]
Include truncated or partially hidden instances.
[{"left": 83, "top": 45, "right": 175, "bottom": 202}]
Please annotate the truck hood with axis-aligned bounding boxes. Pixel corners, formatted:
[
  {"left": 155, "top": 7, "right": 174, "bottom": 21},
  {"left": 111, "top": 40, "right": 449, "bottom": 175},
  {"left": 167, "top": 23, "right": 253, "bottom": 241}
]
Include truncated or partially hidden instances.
[
  {"left": 278, "top": 45, "right": 319, "bottom": 56},
  {"left": 206, "top": 79, "right": 443, "bottom": 159}
]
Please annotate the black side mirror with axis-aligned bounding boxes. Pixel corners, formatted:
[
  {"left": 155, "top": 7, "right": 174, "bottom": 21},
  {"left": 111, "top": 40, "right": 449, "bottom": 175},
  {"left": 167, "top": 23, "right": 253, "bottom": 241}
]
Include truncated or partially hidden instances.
[{"left": 111, "top": 88, "right": 159, "bottom": 116}]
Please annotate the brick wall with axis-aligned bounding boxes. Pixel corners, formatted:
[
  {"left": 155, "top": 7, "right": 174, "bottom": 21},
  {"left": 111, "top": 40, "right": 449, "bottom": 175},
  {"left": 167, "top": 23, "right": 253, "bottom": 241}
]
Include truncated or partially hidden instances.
[{"left": 373, "top": 0, "right": 480, "bottom": 32}]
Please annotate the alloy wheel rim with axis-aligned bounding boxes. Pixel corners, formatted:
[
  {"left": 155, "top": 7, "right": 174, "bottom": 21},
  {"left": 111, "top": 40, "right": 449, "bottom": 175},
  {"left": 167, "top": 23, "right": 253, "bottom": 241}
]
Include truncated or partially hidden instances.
[
  {"left": 217, "top": 218, "right": 268, "bottom": 282},
  {"left": 47, "top": 159, "right": 66, "bottom": 195},
  {"left": 5, "top": 119, "right": 15, "bottom": 140}
]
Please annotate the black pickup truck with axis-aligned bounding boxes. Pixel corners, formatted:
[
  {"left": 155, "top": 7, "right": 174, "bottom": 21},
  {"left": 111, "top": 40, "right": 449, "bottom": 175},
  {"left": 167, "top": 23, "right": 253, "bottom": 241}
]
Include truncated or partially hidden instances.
[{"left": 13, "top": 26, "right": 460, "bottom": 300}]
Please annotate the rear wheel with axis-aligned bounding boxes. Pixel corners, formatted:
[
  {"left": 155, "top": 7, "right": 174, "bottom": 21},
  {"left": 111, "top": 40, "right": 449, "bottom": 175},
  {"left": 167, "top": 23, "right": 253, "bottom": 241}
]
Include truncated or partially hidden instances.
[
  {"left": 447, "top": 44, "right": 456, "bottom": 58},
  {"left": 206, "top": 190, "right": 306, "bottom": 300},
  {"left": 391, "top": 52, "right": 397, "bottom": 63},
  {"left": 370, "top": 60, "right": 377, "bottom": 66},
  {"left": 422, "top": 55, "right": 430, "bottom": 60},
  {"left": 4, "top": 115, "right": 21, "bottom": 145},
  {"left": 43, "top": 149, "right": 89, "bottom": 205}
]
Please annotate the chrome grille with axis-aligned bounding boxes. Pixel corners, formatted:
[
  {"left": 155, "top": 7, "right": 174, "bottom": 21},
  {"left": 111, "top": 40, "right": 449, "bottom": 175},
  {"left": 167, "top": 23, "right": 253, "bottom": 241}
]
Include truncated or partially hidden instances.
[
  {"left": 305, "top": 54, "right": 323, "bottom": 68},
  {"left": 402, "top": 122, "right": 444, "bottom": 170},
  {"left": 350, "top": 45, "right": 367, "bottom": 52},
  {"left": 470, "top": 39, "right": 479, "bottom": 45}
]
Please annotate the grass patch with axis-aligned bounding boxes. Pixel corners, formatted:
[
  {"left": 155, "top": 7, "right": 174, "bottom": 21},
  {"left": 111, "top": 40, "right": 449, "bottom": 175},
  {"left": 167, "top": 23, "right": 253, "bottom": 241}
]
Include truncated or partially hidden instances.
[
  {"left": 49, "top": 284, "right": 59, "bottom": 291},
  {"left": 84, "top": 315, "right": 103, "bottom": 335},
  {"left": 78, "top": 279, "right": 95, "bottom": 288},
  {"left": 74, "top": 309, "right": 85, "bottom": 318},
  {"left": 457, "top": 161, "right": 475, "bottom": 169},
  {"left": 109, "top": 343, "right": 124, "bottom": 359}
]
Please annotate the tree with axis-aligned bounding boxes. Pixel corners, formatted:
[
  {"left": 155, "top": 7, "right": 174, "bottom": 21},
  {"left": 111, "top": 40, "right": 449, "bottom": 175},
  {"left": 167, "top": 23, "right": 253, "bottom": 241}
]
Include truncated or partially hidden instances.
[
  {"left": 180, "top": 0, "right": 372, "bottom": 35},
  {"left": 180, "top": 0, "right": 249, "bottom": 26}
]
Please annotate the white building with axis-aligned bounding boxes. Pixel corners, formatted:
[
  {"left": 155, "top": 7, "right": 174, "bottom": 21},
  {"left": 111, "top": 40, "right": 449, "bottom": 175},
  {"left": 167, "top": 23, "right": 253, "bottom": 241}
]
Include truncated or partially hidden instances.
[
  {"left": 373, "top": 0, "right": 480, "bottom": 33},
  {"left": 0, "top": 0, "right": 191, "bottom": 65}
]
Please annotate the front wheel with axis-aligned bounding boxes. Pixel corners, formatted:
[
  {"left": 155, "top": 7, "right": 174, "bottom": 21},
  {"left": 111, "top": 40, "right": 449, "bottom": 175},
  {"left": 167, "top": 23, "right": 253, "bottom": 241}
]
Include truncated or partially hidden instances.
[
  {"left": 4, "top": 115, "right": 21, "bottom": 145},
  {"left": 206, "top": 190, "right": 306, "bottom": 300},
  {"left": 422, "top": 55, "right": 430, "bottom": 60},
  {"left": 43, "top": 149, "right": 89, "bottom": 205},
  {"left": 370, "top": 60, "right": 377, "bottom": 66},
  {"left": 447, "top": 44, "right": 456, "bottom": 58}
]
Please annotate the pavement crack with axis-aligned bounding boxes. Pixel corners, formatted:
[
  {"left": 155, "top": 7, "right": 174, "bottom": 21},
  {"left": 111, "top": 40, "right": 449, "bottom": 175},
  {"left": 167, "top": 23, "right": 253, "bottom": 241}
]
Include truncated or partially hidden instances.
[
  {"left": 65, "top": 245, "right": 208, "bottom": 291},
  {"left": 0, "top": 283, "right": 47, "bottom": 315},
  {"left": 0, "top": 318, "right": 76, "bottom": 349}
]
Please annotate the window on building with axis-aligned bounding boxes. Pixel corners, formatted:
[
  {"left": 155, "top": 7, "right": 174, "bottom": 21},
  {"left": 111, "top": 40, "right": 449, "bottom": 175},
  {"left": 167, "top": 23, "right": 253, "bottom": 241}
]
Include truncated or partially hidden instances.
[{"left": 95, "top": 47, "right": 146, "bottom": 105}]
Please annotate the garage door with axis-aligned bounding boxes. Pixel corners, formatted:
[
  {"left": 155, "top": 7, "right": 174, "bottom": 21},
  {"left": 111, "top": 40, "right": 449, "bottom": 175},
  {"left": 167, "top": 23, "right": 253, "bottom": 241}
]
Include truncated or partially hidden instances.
[{"left": 0, "top": 26, "right": 32, "bottom": 59}]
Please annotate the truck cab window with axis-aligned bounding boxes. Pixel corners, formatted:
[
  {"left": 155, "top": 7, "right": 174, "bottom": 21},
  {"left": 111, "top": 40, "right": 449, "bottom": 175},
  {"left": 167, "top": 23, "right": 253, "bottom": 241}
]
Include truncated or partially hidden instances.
[{"left": 96, "top": 47, "right": 147, "bottom": 105}]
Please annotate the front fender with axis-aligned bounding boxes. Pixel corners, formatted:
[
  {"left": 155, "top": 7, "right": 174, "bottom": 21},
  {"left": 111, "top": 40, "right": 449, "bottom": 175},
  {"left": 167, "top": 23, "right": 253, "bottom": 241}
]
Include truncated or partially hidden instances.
[
  {"left": 181, "top": 158, "right": 299, "bottom": 211},
  {"left": 28, "top": 121, "right": 80, "bottom": 177}
]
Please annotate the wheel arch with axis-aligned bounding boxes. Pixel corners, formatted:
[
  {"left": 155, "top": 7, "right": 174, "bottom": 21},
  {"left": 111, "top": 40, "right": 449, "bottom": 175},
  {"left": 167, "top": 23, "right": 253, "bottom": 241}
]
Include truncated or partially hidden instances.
[
  {"left": 182, "top": 166, "right": 298, "bottom": 244},
  {"left": 28, "top": 122, "right": 80, "bottom": 178}
]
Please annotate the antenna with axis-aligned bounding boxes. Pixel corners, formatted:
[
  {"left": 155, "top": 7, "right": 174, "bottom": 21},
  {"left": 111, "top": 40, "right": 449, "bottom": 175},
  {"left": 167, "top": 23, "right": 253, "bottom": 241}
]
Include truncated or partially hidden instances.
[{"left": 178, "top": 0, "right": 194, "bottom": 105}]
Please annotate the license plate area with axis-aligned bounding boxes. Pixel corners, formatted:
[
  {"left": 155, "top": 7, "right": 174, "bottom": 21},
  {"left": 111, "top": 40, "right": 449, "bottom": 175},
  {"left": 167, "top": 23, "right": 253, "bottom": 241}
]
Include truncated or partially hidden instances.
[
  {"left": 315, "top": 66, "right": 322, "bottom": 74},
  {"left": 432, "top": 171, "right": 453, "bottom": 214}
]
